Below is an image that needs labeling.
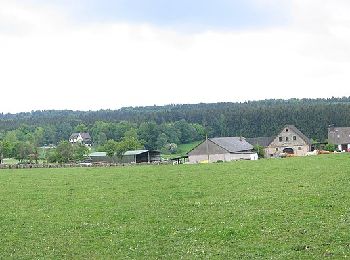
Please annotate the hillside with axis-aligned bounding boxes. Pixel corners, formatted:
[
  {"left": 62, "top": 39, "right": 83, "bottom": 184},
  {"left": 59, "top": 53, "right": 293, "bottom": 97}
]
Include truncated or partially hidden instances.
[{"left": 2, "top": 97, "right": 350, "bottom": 143}]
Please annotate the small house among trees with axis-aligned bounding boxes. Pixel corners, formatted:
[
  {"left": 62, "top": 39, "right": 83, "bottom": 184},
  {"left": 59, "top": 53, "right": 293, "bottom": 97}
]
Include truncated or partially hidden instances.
[
  {"left": 69, "top": 133, "right": 92, "bottom": 147},
  {"left": 187, "top": 137, "right": 258, "bottom": 163}
]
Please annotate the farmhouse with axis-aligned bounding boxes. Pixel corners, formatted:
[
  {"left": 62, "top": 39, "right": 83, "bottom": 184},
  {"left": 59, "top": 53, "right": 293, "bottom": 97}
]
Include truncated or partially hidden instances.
[
  {"left": 69, "top": 132, "right": 92, "bottom": 146},
  {"left": 263, "top": 125, "right": 311, "bottom": 158},
  {"left": 187, "top": 137, "right": 258, "bottom": 163},
  {"left": 328, "top": 126, "right": 350, "bottom": 151}
]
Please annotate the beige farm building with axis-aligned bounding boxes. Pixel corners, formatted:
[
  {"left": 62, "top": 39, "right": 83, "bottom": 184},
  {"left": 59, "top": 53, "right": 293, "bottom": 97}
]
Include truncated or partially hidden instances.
[
  {"left": 187, "top": 137, "right": 258, "bottom": 163},
  {"left": 263, "top": 125, "right": 311, "bottom": 158}
]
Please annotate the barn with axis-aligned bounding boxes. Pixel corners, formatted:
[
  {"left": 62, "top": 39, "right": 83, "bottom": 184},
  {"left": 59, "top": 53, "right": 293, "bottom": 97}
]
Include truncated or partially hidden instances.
[
  {"left": 187, "top": 137, "right": 258, "bottom": 164},
  {"left": 328, "top": 126, "right": 350, "bottom": 151},
  {"left": 88, "top": 150, "right": 161, "bottom": 164},
  {"left": 123, "top": 150, "right": 161, "bottom": 163}
]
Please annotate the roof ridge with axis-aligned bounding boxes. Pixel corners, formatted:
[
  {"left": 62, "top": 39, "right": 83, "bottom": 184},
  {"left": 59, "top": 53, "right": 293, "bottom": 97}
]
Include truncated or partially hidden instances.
[{"left": 208, "top": 138, "right": 231, "bottom": 153}]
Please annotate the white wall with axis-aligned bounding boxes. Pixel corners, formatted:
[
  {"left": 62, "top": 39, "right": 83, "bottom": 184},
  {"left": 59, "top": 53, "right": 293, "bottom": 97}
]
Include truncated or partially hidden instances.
[{"left": 188, "top": 153, "right": 256, "bottom": 164}]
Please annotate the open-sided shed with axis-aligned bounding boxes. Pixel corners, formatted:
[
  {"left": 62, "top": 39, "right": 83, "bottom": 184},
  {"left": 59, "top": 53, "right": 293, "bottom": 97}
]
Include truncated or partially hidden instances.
[
  {"left": 88, "top": 150, "right": 161, "bottom": 164},
  {"left": 123, "top": 150, "right": 161, "bottom": 163}
]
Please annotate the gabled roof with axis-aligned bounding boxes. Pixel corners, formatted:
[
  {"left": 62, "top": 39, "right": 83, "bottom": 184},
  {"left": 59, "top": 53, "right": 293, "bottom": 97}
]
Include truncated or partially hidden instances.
[
  {"left": 209, "top": 137, "right": 254, "bottom": 153},
  {"left": 284, "top": 125, "right": 311, "bottom": 145},
  {"left": 70, "top": 133, "right": 79, "bottom": 139},
  {"left": 70, "top": 132, "right": 91, "bottom": 141},
  {"left": 246, "top": 137, "right": 274, "bottom": 148},
  {"left": 328, "top": 126, "right": 350, "bottom": 144},
  {"left": 81, "top": 132, "right": 92, "bottom": 140}
]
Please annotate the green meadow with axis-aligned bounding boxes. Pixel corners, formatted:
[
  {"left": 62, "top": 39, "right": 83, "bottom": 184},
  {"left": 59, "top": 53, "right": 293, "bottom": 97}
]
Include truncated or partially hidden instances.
[{"left": 0, "top": 155, "right": 349, "bottom": 259}]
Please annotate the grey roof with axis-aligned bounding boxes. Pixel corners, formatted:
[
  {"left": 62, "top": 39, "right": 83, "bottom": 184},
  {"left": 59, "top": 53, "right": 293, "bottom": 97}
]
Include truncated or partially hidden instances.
[
  {"left": 210, "top": 137, "right": 254, "bottom": 153},
  {"left": 70, "top": 132, "right": 92, "bottom": 141},
  {"left": 123, "top": 150, "right": 149, "bottom": 156},
  {"left": 328, "top": 127, "right": 350, "bottom": 144},
  {"left": 284, "top": 125, "right": 312, "bottom": 145},
  {"left": 246, "top": 137, "right": 274, "bottom": 147}
]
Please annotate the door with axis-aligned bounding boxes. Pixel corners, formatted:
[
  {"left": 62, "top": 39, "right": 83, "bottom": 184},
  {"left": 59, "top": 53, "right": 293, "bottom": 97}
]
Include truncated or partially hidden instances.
[{"left": 283, "top": 148, "right": 294, "bottom": 154}]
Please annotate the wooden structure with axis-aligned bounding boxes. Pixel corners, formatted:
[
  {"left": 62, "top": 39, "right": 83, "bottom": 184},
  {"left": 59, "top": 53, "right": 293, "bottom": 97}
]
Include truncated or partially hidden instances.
[
  {"left": 123, "top": 150, "right": 161, "bottom": 163},
  {"left": 170, "top": 155, "right": 189, "bottom": 164},
  {"left": 88, "top": 150, "right": 161, "bottom": 164}
]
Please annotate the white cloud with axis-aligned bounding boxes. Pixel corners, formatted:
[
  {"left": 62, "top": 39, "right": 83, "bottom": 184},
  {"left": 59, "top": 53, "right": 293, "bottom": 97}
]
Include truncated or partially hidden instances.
[
  {"left": 0, "top": 0, "right": 350, "bottom": 113},
  {"left": 0, "top": 0, "right": 69, "bottom": 34}
]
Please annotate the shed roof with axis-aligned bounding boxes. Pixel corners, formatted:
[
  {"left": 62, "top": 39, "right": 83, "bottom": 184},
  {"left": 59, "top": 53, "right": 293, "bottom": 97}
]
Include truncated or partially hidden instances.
[
  {"left": 123, "top": 150, "right": 149, "bottom": 156},
  {"left": 209, "top": 137, "right": 254, "bottom": 153},
  {"left": 89, "top": 152, "right": 107, "bottom": 157},
  {"left": 328, "top": 127, "right": 350, "bottom": 144}
]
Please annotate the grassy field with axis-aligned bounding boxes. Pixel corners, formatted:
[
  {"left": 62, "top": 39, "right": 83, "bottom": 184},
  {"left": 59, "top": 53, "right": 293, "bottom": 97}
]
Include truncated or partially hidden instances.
[{"left": 0, "top": 155, "right": 349, "bottom": 259}]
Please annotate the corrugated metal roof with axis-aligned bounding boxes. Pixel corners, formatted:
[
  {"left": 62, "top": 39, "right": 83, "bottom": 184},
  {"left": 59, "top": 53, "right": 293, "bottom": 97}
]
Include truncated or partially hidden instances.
[
  {"left": 89, "top": 152, "right": 107, "bottom": 157},
  {"left": 123, "top": 150, "right": 149, "bottom": 156},
  {"left": 210, "top": 137, "right": 253, "bottom": 153}
]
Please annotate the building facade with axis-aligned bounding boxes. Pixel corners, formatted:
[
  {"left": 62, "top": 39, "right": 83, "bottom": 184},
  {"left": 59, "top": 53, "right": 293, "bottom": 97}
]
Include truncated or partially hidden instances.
[
  {"left": 328, "top": 126, "right": 350, "bottom": 151},
  {"left": 264, "top": 125, "right": 311, "bottom": 158},
  {"left": 187, "top": 137, "right": 257, "bottom": 163}
]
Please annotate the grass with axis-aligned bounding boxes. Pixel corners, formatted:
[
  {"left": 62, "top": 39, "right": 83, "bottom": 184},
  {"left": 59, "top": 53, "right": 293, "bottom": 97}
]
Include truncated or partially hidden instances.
[{"left": 0, "top": 154, "right": 350, "bottom": 258}]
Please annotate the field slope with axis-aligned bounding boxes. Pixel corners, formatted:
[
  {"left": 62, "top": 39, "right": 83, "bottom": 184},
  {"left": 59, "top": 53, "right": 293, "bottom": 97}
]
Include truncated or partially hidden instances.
[{"left": 0, "top": 155, "right": 349, "bottom": 259}]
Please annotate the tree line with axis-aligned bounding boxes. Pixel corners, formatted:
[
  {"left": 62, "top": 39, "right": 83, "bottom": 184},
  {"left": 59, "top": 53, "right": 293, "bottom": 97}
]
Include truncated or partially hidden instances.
[
  {"left": 1, "top": 97, "right": 350, "bottom": 162},
  {"left": 0, "top": 120, "right": 205, "bottom": 163}
]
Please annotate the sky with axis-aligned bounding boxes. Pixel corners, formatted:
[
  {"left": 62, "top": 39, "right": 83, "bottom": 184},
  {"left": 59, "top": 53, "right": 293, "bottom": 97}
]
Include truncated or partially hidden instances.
[{"left": 1, "top": 0, "right": 350, "bottom": 113}]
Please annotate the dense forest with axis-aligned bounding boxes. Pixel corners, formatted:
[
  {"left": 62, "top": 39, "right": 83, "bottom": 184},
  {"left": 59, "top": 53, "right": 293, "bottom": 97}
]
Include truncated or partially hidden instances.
[{"left": 1, "top": 97, "right": 350, "bottom": 158}]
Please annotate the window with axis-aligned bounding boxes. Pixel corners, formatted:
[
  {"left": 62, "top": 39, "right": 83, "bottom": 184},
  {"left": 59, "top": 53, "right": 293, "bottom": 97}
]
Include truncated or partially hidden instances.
[
  {"left": 286, "top": 137, "right": 289, "bottom": 141},
  {"left": 279, "top": 137, "right": 282, "bottom": 142},
  {"left": 298, "top": 147, "right": 302, "bottom": 150},
  {"left": 293, "top": 136, "right": 297, "bottom": 141},
  {"left": 276, "top": 148, "right": 279, "bottom": 151},
  {"left": 286, "top": 128, "right": 289, "bottom": 132}
]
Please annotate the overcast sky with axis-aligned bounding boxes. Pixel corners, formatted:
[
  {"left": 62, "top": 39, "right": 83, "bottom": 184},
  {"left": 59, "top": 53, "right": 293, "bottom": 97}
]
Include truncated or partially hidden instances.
[{"left": 1, "top": 0, "right": 350, "bottom": 113}]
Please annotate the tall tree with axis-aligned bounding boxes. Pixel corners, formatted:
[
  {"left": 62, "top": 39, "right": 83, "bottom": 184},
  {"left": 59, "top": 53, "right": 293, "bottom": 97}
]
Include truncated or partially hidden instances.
[{"left": 55, "top": 141, "right": 74, "bottom": 163}]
